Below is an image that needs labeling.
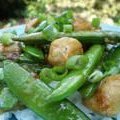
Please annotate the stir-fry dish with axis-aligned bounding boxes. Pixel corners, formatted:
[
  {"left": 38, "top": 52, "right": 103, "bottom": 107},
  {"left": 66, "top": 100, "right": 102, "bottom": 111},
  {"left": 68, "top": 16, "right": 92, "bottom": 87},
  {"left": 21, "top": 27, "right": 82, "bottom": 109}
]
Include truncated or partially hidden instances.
[{"left": 0, "top": 11, "right": 120, "bottom": 120}]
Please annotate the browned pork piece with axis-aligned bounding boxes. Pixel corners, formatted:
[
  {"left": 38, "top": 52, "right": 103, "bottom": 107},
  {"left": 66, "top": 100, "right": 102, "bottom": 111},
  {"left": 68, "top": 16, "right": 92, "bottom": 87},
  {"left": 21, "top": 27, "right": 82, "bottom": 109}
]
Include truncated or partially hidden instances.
[
  {"left": 0, "top": 42, "right": 21, "bottom": 60},
  {"left": 83, "top": 74, "right": 120, "bottom": 116},
  {"left": 48, "top": 37, "right": 83, "bottom": 66},
  {"left": 73, "top": 16, "right": 92, "bottom": 31}
]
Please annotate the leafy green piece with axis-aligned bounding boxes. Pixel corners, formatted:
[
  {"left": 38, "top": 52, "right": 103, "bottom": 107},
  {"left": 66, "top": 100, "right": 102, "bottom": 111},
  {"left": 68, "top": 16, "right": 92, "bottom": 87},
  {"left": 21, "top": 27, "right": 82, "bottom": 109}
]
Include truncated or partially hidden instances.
[
  {"left": 0, "top": 33, "right": 15, "bottom": 46},
  {"left": 103, "top": 46, "right": 120, "bottom": 74},
  {"left": 66, "top": 55, "right": 88, "bottom": 70},
  {"left": 88, "top": 70, "right": 104, "bottom": 83},
  {"left": 42, "top": 24, "right": 58, "bottom": 40},
  {"left": 92, "top": 18, "right": 100, "bottom": 28},
  {"left": 0, "top": 68, "right": 4, "bottom": 81},
  {"left": 0, "top": 88, "right": 18, "bottom": 110},
  {"left": 63, "top": 24, "right": 73, "bottom": 33},
  {"left": 23, "top": 46, "right": 44, "bottom": 60},
  {"left": 55, "top": 11, "right": 73, "bottom": 24},
  {"left": 55, "top": 10, "right": 73, "bottom": 31},
  {"left": 40, "top": 66, "right": 68, "bottom": 84},
  {"left": 33, "top": 20, "right": 47, "bottom": 33},
  {"left": 80, "top": 83, "right": 99, "bottom": 98}
]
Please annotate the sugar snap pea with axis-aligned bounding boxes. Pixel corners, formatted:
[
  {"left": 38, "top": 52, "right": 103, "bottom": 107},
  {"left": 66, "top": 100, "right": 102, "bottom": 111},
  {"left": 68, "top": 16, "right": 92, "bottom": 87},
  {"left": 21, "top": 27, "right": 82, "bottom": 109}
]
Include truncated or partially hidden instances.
[
  {"left": 0, "top": 68, "right": 4, "bottom": 81},
  {"left": 80, "top": 45, "right": 120, "bottom": 98},
  {"left": 0, "top": 87, "right": 18, "bottom": 111},
  {"left": 4, "top": 61, "right": 90, "bottom": 120},
  {"left": 80, "top": 83, "right": 99, "bottom": 98},
  {"left": 66, "top": 55, "right": 89, "bottom": 70},
  {"left": 32, "top": 20, "right": 48, "bottom": 33},
  {"left": 47, "top": 45, "right": 104, "bottom": 102},
  {"left": 103, "top": 45, "right": 120, "bottom": 75},
  {"left": 88, "top": 70, "right": 104, "bottom": 83},
  {"left": 40, "top": 66, "right": 68, "bottom": 83},
  {"left": 23, "top": 46, "right": 44, "bottom": 60}
]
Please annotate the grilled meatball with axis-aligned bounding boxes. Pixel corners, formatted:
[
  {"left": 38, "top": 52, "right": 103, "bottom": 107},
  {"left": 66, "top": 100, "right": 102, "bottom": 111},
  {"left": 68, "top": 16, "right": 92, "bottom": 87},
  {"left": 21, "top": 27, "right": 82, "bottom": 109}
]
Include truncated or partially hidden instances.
[
  {"left": 48, "top": 37, "right": 83, "bottom": 66},
  {"left": 83, "top": 74, "right": 120, "bottom": 116}
]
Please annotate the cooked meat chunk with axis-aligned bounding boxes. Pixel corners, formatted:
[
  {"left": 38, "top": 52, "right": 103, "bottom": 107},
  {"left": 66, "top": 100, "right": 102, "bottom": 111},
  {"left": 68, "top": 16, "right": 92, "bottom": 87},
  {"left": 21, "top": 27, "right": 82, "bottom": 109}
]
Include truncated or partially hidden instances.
[
  {"left": 83, "top": 74, "right": 120, "bottom": 116},
  {"left": 48, "top": 37, "right": 83, "bottom": 66},
  {"left": 73, "top": 16, "right": 92, "bottom": 31},
  {"left": 0, "top": 42, "right": 21, "bottom": 60}
]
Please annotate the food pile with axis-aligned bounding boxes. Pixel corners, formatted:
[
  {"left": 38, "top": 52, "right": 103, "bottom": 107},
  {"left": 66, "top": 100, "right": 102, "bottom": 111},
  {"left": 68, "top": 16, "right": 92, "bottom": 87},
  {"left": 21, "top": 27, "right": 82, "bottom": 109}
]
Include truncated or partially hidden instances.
[
  {"left": 0, "top": 11, "right": 120, "bottom": 120},
  {"left": 26, "top": 0, "right": 120, "bottom": 24}
]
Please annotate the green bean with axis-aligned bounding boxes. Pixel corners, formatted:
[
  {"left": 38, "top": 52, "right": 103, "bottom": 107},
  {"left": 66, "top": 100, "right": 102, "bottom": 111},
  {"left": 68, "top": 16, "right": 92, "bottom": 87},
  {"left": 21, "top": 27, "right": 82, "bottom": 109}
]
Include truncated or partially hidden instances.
[
  {"left": 66, "top": 55, "right": 89, "bottom": 70},
  {"left": 80, "top": 83, "right": 99, "bottom": 98},
  {"left": 12, "top": 31, "right": 120, "bottom": 44},
  {"left": 23, "top": 46, "right": 44, "bottom": 60},
  {"left": 63, "top": 24, "right": 73, "bottom": 33},
  {"left": 0, "top": 68, "right": 4, "bottom": 81},
  {"left": 4, "top": 61, "right": 90, "bottom": 120},
  {"left": 46, "top": 45, "right": 104, "bottom": 102},
  {"left": 88, "top": 70, "right": 104, "bottom": 83},
  {"left": 40, "top": 66, "right": 68, "bottom": 83},
  {"left": 0, "top": 87, "right": 18, "bottom": 110},
  {"left": 80, "top": 46, "right": 120, "bottom": 98},
  {"left": 32, "top": 20, "right": 47, "bottom": 33}
]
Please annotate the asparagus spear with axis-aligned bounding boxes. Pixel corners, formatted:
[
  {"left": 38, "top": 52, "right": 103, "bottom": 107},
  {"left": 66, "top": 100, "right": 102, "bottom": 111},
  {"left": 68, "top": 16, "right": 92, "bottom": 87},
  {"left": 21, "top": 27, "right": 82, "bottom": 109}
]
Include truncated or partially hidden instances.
[{"left": 12, "top": 31, "right": 120, "bottom": 44}]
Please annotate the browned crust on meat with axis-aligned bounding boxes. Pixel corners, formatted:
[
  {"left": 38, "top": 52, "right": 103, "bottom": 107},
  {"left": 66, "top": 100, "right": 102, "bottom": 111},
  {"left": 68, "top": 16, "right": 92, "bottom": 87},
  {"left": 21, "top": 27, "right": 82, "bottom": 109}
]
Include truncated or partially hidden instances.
[
  {"left": 83, "top": 74, "right": 120, "bottom": 116},
  {"left": 48, "top": 37, "right": 83, "bottom": 66}
]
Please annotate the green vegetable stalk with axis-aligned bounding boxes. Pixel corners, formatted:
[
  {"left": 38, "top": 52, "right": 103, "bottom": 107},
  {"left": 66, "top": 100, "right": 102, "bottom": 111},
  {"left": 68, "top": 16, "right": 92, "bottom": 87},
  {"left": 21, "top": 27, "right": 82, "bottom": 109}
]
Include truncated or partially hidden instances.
[
  {"left": 12, "top": 31, "right": 120, "bottom": 44},
  {"left": 80, "top": 45, "right": 120, "bottom": 98},
  {"left": 4, "top": 61, "right": 90, "bottom": 120},
  {"left": 0, "top": 68, "right": 24, "bottom": 113},
  {"left": 66, "top": 55, "right": 89, "bottom": 70},
  {"left": 0, "top": 87, "right": 18, "bottom": 110},
  {"left": 32, "top": 20, "right": 48, "bottom": 33},
  {"left": 40, "top": 66, "right": 68, "bottom": 84},
  {"left": 47, "top": 45, "right": 104, "bottom": 102},
  {"left": 23, "top": 46, "right": 44, "bottom": 60},
  {"left": 80, "top": 83, "right": 99, "bottom": 98},
  {"left": 103, "top": 46, "right": 120, "bottom": 75}
]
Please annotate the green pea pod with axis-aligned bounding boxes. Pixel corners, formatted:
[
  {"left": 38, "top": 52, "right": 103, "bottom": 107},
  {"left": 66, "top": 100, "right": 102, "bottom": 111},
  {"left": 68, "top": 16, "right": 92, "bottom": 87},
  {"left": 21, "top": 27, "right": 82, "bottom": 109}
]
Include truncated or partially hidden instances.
[
  {"left": 55, "top": 10, "right": 73, "bottom": 31},
  {"left": 18, "top": 53, "right": 36, "bottom": 63},
  {"left": 4, "top": 62, "right": 90, "bottom": 120},
  {"left": 42, "top": 24, "right": 58, "bottom": 41},
  {"left": 23, "top": 46, "right": 44, "bottom": 60},
  {"left": 52, "top": 66, "right": 66, "bottom": 73},
  {"left": 63, "top": 24, "right": 73, "bottom": 33},
  {"left": 103, "top": 46, "right": 120, "bottom": 75},
  {"left": 80, "top": 83, "right": 99, "bottom": 98},
  {"left": 33, "top": 20, "right": 47, "bottom": 33},
  {"left": 0, "top": 68, "right": 4, "bottom": 81},
  {"left": 40, "top": 66, "right": 68, "bottom": 83},
  {"left": 66, "top": 55, "right": 89, "bottom": 70},
  {"left": 0, "top": 87, "right": 18, "bottom": 110},
  {"left": 88, "top": 70, "right": 104, "bottom": 83},
  {"left": 47, "top": 45, "right": 104, "bottom": 102},
  {"left": 80, "top": 46, "right": 120, "bottom": 98},
  {"left": 0, "top": 68, "right": 5, "bottom": 91}
]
